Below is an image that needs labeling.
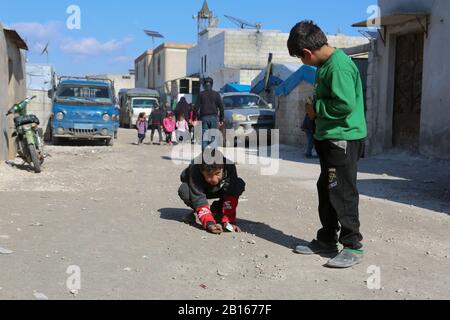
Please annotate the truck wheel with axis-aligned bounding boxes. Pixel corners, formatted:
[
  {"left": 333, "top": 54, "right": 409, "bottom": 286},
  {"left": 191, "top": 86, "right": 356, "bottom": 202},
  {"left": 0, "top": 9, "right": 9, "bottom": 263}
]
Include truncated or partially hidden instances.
[
  {"left": 51, "top": 135, "right": 60, "bottom": 146},
  {"left": 106, "top": 138, "right": 114, "bottom": 146},
  {"left": 29, "top": 144, "right": 41, "bottom": 173}
]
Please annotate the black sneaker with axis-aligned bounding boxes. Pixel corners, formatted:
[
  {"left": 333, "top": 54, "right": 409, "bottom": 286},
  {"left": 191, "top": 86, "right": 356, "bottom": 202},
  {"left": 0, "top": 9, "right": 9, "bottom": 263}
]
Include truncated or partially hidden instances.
[
  {"left": 324, "top": 248, "right": 364, "bottom": 268},
  {"left": 294, "top": 239, "right": 339, "bottom": 255}
]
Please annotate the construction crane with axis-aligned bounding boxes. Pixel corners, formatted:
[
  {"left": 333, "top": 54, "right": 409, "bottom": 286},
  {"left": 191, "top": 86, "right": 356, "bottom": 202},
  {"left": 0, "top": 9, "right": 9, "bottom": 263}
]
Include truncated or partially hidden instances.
[{"left": 224, "top": 15, "right": 261, "bottom": 32}]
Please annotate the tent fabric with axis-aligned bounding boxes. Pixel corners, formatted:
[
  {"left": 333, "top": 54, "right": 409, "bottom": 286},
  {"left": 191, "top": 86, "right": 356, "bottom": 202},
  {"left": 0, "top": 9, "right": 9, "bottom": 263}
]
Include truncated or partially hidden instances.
[
  {"left": 275, "top": 65, "right": 317, "bottom": 97},
  {"left": 222, "top": 83, "right": 251, "bottom": 93},
  {"left": 251, "top": 63, "right": 302, "bottom": 88},
  {"left": 250, "top": 63, "right": 302, "bottom": 94},
  {"left": 250, "top": 76, "right": 283, "bottom": 94}
]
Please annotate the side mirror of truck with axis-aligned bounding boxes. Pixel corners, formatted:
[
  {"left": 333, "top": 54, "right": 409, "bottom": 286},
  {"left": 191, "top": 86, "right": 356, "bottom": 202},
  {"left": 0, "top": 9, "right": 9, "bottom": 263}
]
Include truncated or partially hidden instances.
[{"left": 47, "top": 89, "right": 53, "bottom": 99}]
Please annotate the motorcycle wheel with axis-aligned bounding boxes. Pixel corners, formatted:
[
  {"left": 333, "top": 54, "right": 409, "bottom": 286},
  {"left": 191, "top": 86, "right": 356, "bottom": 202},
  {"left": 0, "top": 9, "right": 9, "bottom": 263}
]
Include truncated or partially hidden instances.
[{"left": 29, "top": 144, "right": 42, "bottom": 173}]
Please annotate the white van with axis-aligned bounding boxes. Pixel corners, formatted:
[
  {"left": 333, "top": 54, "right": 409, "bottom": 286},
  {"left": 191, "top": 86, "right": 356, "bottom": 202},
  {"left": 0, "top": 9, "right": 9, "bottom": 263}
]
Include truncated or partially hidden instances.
[{"left": 119, "top": 88, "right": 160, "bottom": 128}]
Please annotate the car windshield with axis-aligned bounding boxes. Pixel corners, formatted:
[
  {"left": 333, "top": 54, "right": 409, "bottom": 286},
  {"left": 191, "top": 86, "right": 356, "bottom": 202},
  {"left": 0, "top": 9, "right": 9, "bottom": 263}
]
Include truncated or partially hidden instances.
[
  {"left": 56, "top": 85, "right": 112, "bottom": 105},
  {"left": 223, "top": 95, "right": 270, "bottom": 109},
  {"left": 132, "top": 99, "right": 158, "bottom": 109}
]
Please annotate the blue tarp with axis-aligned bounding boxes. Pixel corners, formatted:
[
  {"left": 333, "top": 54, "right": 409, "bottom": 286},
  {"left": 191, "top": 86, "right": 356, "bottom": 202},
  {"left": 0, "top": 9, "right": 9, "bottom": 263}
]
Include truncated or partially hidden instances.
[
  {"left": 250, "top": 76, "right": 283, "bottom": 94},
  {"left": 222, "top": 83, "right": 251, "bottom": 93},
  {"left": 275, "top": 65, "right": 317, "bottom": 96}
]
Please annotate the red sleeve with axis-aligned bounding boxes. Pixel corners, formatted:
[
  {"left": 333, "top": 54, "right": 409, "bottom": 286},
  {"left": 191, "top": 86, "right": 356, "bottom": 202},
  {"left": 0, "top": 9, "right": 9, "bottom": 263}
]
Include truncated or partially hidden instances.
[{"left": 196, "top": 205, "right": 216, "bottom": 229}]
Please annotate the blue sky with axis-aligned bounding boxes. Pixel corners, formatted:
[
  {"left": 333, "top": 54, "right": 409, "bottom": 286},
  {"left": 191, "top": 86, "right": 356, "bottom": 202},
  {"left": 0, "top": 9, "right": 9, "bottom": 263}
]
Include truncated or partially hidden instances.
[{"left": 2, "top": 0, "right": 376, "bottom": 76}]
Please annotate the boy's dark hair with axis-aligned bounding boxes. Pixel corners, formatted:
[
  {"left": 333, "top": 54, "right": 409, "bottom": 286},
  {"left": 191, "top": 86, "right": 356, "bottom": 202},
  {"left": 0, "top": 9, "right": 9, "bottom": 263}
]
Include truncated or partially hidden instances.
[
  {"left": 287, "top": 20, "right": 328, "bottom": 57},
  {"left": 200, "top": 148, "right": 224, "bottom": 174},
  {"left": 200, "top": 162, "right": 224, "bottom": 175},
  {"left": 139, "top": 112, "right": 146, "bottom": 118}
]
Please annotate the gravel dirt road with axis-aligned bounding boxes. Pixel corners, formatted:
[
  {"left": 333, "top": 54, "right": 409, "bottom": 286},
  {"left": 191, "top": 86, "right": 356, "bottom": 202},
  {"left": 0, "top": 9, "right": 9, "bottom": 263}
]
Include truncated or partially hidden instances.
[{"left": 0, "top": 129, "right": 449, "bottom": 300}]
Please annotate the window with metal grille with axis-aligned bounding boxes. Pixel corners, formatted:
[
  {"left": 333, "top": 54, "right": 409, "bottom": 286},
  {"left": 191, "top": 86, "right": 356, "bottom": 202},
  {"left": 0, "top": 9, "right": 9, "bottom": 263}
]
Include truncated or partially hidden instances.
[{"left": 180, "top": 79, "right": 190, "bottom": 94}]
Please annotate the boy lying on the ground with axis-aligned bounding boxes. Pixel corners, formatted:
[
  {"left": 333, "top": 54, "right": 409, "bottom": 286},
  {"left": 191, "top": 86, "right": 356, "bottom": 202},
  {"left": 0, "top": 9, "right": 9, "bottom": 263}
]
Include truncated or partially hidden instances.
[{"left": 178, "top": 150, "right": 246, "bottom": 234}]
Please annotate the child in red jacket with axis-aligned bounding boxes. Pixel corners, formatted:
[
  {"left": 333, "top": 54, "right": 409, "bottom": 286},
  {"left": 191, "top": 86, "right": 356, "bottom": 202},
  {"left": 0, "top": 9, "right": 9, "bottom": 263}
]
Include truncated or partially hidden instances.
[
  {"left": 163, "top": 111, "right": 176, "bottom": 145},
  {"left": 178, "top": 150, "right": 246, "bottom": 234}
]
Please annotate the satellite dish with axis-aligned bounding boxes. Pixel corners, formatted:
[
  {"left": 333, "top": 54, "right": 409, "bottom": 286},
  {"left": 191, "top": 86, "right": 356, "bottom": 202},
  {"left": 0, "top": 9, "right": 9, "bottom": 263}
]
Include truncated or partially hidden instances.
[{"left": 224, "top": 15, "right": 261, "bottom": 31}]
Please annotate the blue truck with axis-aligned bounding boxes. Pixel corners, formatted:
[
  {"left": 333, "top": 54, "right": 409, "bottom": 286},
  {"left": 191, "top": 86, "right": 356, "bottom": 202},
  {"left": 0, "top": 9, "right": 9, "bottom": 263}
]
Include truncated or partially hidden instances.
[{"left": 49, "top": 77, "right": 117, "bottom": 146}]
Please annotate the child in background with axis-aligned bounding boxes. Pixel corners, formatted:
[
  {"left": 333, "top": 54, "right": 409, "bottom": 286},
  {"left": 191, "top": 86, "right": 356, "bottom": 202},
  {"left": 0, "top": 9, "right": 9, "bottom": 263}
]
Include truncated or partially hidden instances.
[
  {"left": 149, "top": 103, "right": 164, "bottom": 145},
  {"left": 176, "top": 114, "right": 190, "bottom": 144},
  {"left": 188, "top": 104, "right": 198, "bottom": 144},
  {"left": 136, "top": 112, "right": 147, "bottom": 145},
  {"left": 163, "top": 111, "right": 176, "bottom": 145},
  {"left": 301, "top": 97, "right": 316, "bottom": 158}
]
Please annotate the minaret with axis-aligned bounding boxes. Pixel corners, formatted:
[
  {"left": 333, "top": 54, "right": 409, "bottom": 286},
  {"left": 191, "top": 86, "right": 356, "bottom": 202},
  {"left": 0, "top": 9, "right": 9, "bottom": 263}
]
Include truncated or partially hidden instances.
[{"left": 196, "top": 0, "right": 218, "bottom": 35}]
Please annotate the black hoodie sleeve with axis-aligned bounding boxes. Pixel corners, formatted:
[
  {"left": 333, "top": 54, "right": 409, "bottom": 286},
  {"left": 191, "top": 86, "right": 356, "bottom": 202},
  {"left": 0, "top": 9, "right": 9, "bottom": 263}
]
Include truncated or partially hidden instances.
[{"left": 180, "top": 165, "right": 209, "bottom": 209}]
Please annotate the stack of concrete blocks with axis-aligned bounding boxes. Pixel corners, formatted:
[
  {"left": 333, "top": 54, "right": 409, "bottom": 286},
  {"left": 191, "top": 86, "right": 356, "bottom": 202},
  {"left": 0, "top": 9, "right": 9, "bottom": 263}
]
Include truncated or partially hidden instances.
[
  {"left": 363, "top": 41, "right": 381, "bottom": 156},
  {"left": 0, "top": 23, "right": 26, "bottom": 161},
  {"left": 276, "top": 81, "right": 314, "bottom": 147},
  {"left": 26, "top": 64, "right": 56, "bottom": 140},
  {"left": 27, "top": 90, "right": 53, "bottom": 138}
]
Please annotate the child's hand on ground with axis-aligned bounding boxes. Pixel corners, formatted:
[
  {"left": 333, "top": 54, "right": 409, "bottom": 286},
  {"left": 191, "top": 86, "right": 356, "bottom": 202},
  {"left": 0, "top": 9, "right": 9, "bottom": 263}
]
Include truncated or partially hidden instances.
[{"left": 207, "top": 222, "right": 223, "bottom": 234}]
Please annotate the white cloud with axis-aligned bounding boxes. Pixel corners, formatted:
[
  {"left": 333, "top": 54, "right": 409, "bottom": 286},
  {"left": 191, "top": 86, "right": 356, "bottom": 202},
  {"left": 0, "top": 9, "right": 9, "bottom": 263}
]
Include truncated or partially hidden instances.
[
  {"left": 111, "top": 56, "right": 133, "bottom": 63},
  {"left": 9, "top": 21, "right": 62, "bottom": 40},
  {"left": 60, "top": 36, "right": 134, "bottom": 56}
]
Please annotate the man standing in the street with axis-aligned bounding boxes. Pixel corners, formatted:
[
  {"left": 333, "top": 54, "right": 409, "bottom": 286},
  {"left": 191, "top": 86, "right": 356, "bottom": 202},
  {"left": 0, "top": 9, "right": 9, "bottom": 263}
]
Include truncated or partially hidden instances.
[
  {"left": 287, "top": 20, "right": 367, "bottom": 268},
  {"left": 196, "top": 77, "right": 224, "bottom": 151}
]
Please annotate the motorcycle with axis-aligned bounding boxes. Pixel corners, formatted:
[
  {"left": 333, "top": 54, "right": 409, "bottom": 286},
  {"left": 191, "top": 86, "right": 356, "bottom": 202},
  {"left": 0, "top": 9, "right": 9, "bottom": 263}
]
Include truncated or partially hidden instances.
[{"left": 5, "top": 96, "right": 45, "bottom": 173}]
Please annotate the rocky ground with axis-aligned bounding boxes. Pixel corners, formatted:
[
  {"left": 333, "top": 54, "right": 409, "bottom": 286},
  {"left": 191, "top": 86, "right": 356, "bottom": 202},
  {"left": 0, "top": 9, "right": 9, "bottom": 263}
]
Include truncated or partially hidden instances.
[{"left": 0, "top": 128, "right": 449, "bottom": 300}]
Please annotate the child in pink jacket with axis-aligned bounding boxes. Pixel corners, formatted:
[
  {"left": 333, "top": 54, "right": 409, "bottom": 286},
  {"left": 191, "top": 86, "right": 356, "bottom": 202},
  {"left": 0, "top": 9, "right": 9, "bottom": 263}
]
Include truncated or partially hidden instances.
[{"left": 163, "top": 111, "right": 176, "bottom": 145}]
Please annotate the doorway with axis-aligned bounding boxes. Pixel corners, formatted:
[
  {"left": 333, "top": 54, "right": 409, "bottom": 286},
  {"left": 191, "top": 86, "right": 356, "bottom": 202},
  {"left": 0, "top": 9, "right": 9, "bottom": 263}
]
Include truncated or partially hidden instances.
[{"left": 392, "top": 32, "right": 424, "bottom": 150}]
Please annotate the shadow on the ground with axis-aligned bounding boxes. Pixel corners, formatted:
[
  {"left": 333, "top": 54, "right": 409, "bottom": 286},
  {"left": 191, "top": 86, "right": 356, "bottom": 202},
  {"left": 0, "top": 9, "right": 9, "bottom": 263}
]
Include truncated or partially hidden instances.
[
  {"left": 4, "top": 161, "right": 35, "bottom": 173},
  {"left": 51, "top": 139, "right": 111, "bottom": 147},
  {"left": 268, "top": 145, "right": 450, "bottom": 215},
  {"left": 158, "top": 207, "right": 335, "bottom": 258},
  {"left": 158, "top": 208, "right": 204, "bottom": 231},
  {"left": 237, "top": 218, "right": 336, "bottom": 258}
]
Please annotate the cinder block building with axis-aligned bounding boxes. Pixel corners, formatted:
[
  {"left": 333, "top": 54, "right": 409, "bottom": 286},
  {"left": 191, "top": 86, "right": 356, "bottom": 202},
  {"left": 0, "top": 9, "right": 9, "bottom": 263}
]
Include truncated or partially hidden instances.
[
  {"left": 134, "top": 43, "right": 193, "bottom": 104},
  {"left": 188, "top": 1, "right": 369, "bottom": 91},
  {"left": 0, "top": 23, "right": 27, "bottom": 161},
  {"left": 353, "top": 0, "right": 450, "bottom": 159}
]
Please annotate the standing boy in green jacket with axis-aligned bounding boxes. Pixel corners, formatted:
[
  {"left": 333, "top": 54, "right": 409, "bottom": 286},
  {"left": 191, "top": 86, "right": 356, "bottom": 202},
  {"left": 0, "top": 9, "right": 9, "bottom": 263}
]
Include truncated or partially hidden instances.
[{"left": 287, "top": 20, "right": 367, "bottom": 268}]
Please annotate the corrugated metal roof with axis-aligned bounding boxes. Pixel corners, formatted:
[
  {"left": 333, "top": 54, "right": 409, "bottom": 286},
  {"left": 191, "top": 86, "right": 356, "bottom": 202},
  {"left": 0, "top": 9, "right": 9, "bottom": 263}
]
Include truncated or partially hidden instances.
[{"left": 3, "top": 28, "right": 28, "bottom": 50}]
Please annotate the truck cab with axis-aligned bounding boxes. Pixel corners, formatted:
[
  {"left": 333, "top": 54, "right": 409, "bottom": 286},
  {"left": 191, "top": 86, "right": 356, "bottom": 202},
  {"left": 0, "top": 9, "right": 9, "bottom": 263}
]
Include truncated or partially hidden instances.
[
  {"left": 119, "top": 88, "right": 160, "bottom": 128},
  {"left": 49, "top": 77, "right": 117, "bottom": 146}
]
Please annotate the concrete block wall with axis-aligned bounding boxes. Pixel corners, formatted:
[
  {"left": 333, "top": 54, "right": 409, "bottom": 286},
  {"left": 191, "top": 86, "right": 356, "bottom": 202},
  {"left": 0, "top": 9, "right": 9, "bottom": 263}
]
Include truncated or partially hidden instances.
[
  {"left": 27, "top": 89, "right": 52, "bottom": 133},
  {"left": 0, "top": 24, "right": 9, "bottom": 161},
  {"left": 275, "top": 82, "right": 314, "bottom": 147},
  {"left": 0, "top": 23, "right": 26, "bottom": 161},
  {"left": 223, "top": 30, "right": 298, "bottom": 69}
]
